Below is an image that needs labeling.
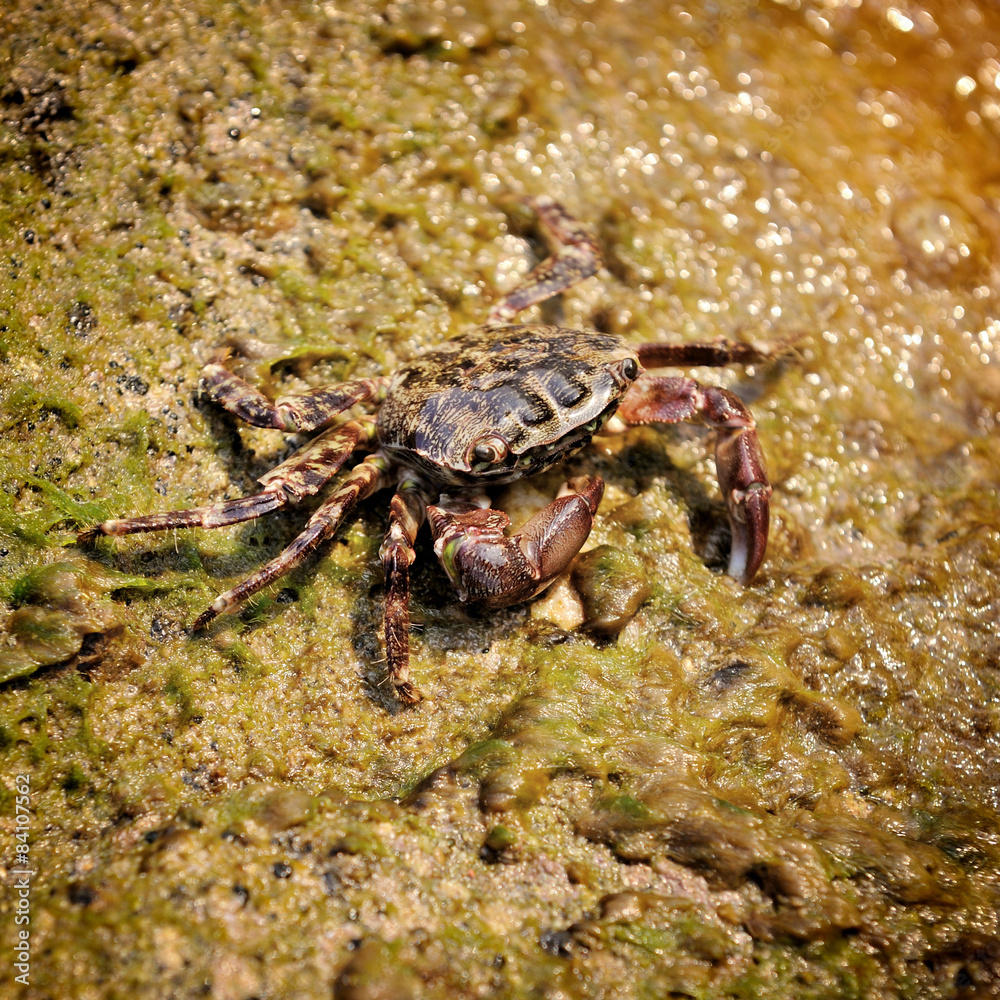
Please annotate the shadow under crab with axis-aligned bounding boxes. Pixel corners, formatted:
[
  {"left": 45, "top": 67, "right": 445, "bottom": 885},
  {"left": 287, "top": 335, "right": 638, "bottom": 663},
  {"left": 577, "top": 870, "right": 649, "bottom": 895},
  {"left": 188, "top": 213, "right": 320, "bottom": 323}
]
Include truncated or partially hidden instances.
[{"left": 79, "top": 197, "right": 778, "bottom": 705}]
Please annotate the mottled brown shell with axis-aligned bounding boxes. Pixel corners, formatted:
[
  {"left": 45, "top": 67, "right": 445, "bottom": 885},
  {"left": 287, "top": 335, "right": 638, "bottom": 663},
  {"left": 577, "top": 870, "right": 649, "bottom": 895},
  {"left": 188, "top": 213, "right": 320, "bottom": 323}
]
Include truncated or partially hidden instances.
[{"left": 377, "top": 325, "right": 639, "bottom": 487}]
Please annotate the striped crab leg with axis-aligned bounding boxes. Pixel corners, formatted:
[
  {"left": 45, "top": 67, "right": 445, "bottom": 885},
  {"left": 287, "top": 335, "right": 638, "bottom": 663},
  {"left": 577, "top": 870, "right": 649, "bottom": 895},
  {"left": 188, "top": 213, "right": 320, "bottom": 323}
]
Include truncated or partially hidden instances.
[
  {"left": 201, "top": 363, "right": 389, "bottom": 431},
  {"left": 487, "top": 196, "right": 602, "bottom": 324},
  {"left": 191, "top": 452, "right": 391, "bottom": 630},
  {"left": 379, "top": 474, "right": 434, "bottom": 705},
  {"left": 78, "top": 418, "right": 377, "bottom": 544}
]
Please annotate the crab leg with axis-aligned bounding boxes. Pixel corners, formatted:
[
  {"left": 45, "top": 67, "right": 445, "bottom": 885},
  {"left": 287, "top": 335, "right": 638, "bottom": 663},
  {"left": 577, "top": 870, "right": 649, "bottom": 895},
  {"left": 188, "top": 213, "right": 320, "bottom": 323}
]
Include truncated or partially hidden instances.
[
  {"left": 202, "top": 365, "right": 389, "bottom": 431},
  {"left": 79, "top": 419, "right": 376, "bottom": 543},
  {"left": 427, "top": 476, "right": 604, "bottom": 608},
  {"left": 191, "top": 453, "right": 391, "bottom": 631},
  {"left": 488, "top": 196, "right": 602, "bottom": 324},
  {"left": 257, "top": 418, "right": 377, "bottom": 500},
  {"left": 379, "top": 475, "right": 433, "bottom": 705},
  {"left": 78, "top": 492, "right": 287, "bottom": 543},
  {"left": 617, "top": 375, "right": 770, "bottom": 583},
  {"left": 635, "top": 340, "right": 776, "bottom": 369}
]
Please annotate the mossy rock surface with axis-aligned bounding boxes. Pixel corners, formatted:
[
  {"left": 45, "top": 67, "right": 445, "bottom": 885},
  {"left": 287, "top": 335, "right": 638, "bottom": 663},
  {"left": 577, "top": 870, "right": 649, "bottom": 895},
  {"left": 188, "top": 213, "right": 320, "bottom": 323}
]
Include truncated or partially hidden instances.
[{"left": 2, "top": 2, "right": 999, "bottom": 998}]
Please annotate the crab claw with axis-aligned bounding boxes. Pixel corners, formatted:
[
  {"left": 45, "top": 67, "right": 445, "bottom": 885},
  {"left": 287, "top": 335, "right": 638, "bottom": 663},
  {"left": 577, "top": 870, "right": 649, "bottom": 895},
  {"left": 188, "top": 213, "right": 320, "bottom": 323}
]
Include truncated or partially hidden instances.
[
  {"left": 428, "top": 477, "right": 604, "bottom": 608},
  {"left": 726, "top": 481, "right": 770, "bottom": 583},
  {"left": 715, "top": 422, "right": 771, "bottom": 584},
  {"left": 619, "top": 376, "right": 773, "bottom": 584}
]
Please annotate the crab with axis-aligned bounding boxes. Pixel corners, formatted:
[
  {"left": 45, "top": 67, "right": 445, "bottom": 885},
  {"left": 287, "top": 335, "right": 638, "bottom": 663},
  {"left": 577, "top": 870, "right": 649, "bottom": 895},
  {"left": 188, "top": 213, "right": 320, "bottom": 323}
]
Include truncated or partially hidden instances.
[{"left": 79, "top": 198, "right": 775, "bottom": 705}]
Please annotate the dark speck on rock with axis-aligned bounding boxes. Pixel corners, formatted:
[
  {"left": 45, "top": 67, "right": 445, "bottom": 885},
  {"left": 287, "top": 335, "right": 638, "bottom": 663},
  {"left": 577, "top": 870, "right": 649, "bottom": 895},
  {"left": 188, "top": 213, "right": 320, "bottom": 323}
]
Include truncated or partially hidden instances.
[
  {"left": 67, "top": 301, "right": 96, "bottom": 337},
  {"left": 539, "top": 929, "right": 575, "bottom": 956},
  {"left": 149, "top": 615, "right": 172, "bottom": 640},
  {"left": 67, "top": 883, "right": 96, "bottom": 906},
  {"left": 118, "top": 374, "right": 149, "bottom": 395},
  {"left": 706, "top": 660, "right": 752, "bottom": 693}
]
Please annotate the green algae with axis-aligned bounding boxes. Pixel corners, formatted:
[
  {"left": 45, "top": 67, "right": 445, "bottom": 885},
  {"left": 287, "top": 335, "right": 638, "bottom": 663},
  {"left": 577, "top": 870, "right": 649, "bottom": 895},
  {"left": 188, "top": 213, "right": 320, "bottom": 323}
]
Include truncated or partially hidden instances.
[
  {"left": 1, "top": 0, "right": 999, "bottom": 998},
  {"left": 3, "top": 384, "right": 83, "bottom": 430}
]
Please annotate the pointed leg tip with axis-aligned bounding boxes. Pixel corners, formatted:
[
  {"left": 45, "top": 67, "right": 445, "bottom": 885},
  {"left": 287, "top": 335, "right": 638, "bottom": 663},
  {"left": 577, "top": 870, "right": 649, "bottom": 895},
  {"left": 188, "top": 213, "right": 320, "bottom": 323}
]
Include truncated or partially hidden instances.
[
  {"left": 190, "top": 607, "right": 219, "bottom": 633},
  {"left": 395, "top": 680, "right": 424, "bottom": 706}
]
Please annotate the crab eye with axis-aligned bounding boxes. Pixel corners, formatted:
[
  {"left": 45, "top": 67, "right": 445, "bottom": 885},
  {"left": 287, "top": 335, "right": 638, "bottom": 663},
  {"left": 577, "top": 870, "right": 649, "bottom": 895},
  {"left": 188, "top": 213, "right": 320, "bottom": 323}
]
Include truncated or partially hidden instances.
[
  {"left": 470, "top": 435, "right": 509, "bottom": 465},
  {"left": 620, "top": 357, "right": 640, "bottom": 381}
]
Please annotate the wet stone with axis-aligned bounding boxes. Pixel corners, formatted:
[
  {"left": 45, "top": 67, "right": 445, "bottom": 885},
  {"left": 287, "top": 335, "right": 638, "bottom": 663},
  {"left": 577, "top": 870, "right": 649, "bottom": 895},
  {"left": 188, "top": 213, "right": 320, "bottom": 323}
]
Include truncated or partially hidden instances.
[
  {"left": 571, "top": 544, "right": 653, "bottom": 636},
  {"left": 822, "top": 625, "right": 860, "bottom": 662},
  {"left": 802, "top": 565, "right": 868, "bottom": 609},
  {"left": 0, "top": 562, "right": 120, "bottom": 682},
  {"left": 332, "top": 939, "right": 420, "bottom": 1000},
  {"left": 481, "top": 824, "right": 518, "bottom": 863},
  {"left": 255, "top": 788, "right": 315, "bottom": 831}
]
